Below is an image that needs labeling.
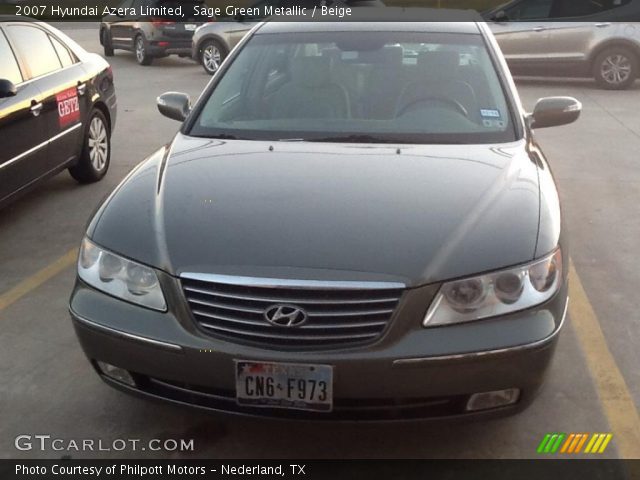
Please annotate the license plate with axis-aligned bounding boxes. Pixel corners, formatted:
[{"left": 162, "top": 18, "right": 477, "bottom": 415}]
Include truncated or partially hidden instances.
[
  {"left": 185, "top": 24, "right": 197, "bottom": 31},
  {"left": 235, "top": 361, "right": 333, "bottom": 412}
]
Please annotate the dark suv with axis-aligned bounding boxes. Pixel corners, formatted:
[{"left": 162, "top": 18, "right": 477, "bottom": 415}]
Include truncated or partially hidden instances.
[{"left": 100, "top": 0, "right": 207, "bottom": 65}]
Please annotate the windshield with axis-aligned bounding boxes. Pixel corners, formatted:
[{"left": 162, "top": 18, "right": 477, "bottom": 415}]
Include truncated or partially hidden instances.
[{"left": 189, "top": 31, "right": 517, "bottom": 144}]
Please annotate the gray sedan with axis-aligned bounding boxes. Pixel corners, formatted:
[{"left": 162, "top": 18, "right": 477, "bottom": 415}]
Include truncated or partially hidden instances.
[{"left": 71, "top": 15, "right": 578, "bottom": 421}]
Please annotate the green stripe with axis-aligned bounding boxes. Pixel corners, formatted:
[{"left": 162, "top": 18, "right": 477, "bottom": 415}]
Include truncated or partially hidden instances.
[
  {"left": 550, "top": 433, "right": 566, "bottom": 453},
  {"left": 537, "top": 434, "right": 552, "bottom": 453},
  {"left": 544, "top": 434, "right": 558, "bottom": 453}
]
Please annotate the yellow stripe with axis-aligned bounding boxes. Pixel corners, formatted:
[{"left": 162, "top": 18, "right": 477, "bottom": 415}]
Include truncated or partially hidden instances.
[
  {"left": 0, "top": 249, "right": 77, "bottom": 312},
  {"left": 584, "top": 434, "right": 598, "bottom": 454},
  {"left": 591, "top": 434, "right": 606, "bottom": 454},
  {"left": 598, "top": 434, "right": 613, "bottom": 454},
  {"left": 570, "top": 261, "right": 640, "bottom": 458}
]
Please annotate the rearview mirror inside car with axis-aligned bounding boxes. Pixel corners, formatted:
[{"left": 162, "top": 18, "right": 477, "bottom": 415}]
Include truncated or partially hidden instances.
[
  {"left": 0, "top": 79, "right": 17, "bottom": 99},
  {"left": 530, "top": 97, "right": 582, "bottom": 129},
  {"left": 157, "top": 92, "right": 191, "bottom": 122},
  {"left": 492, "top": 10, "right": 509, "bottom": 22}
]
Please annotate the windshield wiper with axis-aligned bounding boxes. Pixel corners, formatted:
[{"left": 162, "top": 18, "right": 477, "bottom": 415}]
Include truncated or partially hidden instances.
[
  {"left": 207, "top": 133, "right": 244, "bottom": 140},
  {"left": 312, "top": 134, "right": 394, "bottom": 144},
  {"left": 203, "top": 134, "right": 397, "bottom": 143}
]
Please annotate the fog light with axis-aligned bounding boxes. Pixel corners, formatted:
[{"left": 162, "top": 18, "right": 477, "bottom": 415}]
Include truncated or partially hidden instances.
[
  {"left": 96, "top": 361, "right": 136, "bottom": 387},
  {"left": 466, "top": 388, "right": 520, "bottom": 411}
]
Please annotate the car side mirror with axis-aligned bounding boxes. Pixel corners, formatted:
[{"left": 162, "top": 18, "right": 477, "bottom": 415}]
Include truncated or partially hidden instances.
[
  {"left": 157, "top": 92, "right": 191, "bottom": 122},
  {"left": 492, "top": 10, "right": 509, "bottom": 22},
  {"left": 529, "top": 96, "right": 582, "bottom": 129},
  {"left": 0, "top": 79, "right": 17, "bottom": 99}
]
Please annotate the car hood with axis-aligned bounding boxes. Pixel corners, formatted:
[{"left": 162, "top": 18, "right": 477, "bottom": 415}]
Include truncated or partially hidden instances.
[{"left": 90, "top": 134, "right": 541, "bottom": 287}]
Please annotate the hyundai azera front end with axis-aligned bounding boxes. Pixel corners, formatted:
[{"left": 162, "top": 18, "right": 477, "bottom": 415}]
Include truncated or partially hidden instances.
[{"left": 70, "top": 16, "right": 580, "bottom": 421}]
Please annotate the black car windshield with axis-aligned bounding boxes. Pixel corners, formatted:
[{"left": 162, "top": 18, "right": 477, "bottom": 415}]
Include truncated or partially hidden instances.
[{"left": 189, "top": 31, "right": 518, "bottom": 144}]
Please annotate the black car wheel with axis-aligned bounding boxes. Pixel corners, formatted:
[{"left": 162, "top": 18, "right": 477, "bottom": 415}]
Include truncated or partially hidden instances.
[
  {"left": 593, "top": 46, "right": 638, "bottom": 90},
  {"left": 102, "top": 29, "right": 114, "bottom": 57},
  {"left": 135, "top": 34, "right": 153, "bottom": 66},
  {"left": 201, "top": 39, "right": 226, "bottom": 75},
  {"left": 69, "top": 109, "right": 110, "bottom": 184}
]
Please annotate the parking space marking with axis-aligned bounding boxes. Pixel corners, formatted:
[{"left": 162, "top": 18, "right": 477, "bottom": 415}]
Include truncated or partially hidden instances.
[
  {"left": 569, "top": 262, "right": 640, "bottom": 458},
  {"left": 0, "top": 249, "right": 77, "bottom": 313}
]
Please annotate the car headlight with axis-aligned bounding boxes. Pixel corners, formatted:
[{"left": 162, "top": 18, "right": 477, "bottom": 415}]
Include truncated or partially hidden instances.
[
  {"left": 424, "top": 249, "right": 562, "bottom": 327},
  {"left": 77, "top": 238, "right": 167, "bottom": 311}
]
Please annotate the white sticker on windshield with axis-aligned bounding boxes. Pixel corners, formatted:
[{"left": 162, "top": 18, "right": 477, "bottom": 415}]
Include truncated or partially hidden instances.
[
  {"left": 480, "top": 109, "right": 501, "bottom": 119},
  {"left": 481, "top": 108, "right": 505, "bottom": 129}
]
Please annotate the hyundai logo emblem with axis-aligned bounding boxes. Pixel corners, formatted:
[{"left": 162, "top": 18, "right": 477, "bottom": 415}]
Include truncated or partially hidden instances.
[{"left": 263, "top": 304, "right": 308, "bottom": 327}]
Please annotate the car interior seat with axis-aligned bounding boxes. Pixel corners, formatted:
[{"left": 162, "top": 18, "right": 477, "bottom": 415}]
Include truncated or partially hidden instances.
[
  {"left": 270, "top": 56, "right": 350, "bottom": 119},
  {"left": 396, "top": 50, "right": 477, "bottom": 121},
  {"left": 360, "top": 45, "right": 405, "bottom": 119}
]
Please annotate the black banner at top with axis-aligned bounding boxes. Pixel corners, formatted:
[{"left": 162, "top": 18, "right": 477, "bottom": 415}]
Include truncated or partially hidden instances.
[{"left": 1, "top": 0, "right": 640, "bottom": 22}]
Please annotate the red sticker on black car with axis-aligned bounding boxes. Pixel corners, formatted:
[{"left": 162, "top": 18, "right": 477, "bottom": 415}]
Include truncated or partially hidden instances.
[{"left": 56, "top": 87, "right": 80, "bottom": 128}]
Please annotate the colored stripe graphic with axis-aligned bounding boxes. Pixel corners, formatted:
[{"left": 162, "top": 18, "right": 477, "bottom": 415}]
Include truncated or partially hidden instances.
[
  {"left": 537, "top": 433, "right": 566, "bottom": 454},
  {"left": 550, "top": 434, "right": 565, "bottom": 453},
  {"left": 568, "top": 434, "right": 581, "bottom": 453},
  {"left": 592, "top": 434, "right": 606, "bottom": 453},
  {"left": 545, "top": 434, "right": 558, "bottom": 453},
  {"left": 560, "top": 434, "right": 575, "bottom": 453},
  {"left": 584, "top": 434, "right": 598, "bottom": 453},
  {"left": 585, "top": 433, "right": 613, "bottom": 454},
  {"left": 537, "top": 434, "right": 552, "bottom": 454},
  {"left": 539, "top": 433, "right": 612, "bottom": 454},
  {"left": 575, "top": 434, "right": 589, "bottom": 453},
  {"left": 598, "top": 434, "right": 613, "bottom": 453}
]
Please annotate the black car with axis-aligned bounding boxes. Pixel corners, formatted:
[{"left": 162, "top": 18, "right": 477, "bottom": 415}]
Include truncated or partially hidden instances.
[
  {"left": 0, "top": 18, "right": 116, "bottom": 208},
  {"left": 70, "top": 15, "right": 579, "bottom": 421},
  {"left": 100, "top": 0, "right": 207, "bottom": 65}
]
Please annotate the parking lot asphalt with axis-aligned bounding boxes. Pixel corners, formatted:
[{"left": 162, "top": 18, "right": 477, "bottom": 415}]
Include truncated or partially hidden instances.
[{"left": 0, "top": 25, "right": 639, "bottom": 459}]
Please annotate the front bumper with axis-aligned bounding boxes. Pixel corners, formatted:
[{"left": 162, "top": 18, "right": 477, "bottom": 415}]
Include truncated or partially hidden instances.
[{"left": 69, "top": 277, "right": 568, "bottom": 421}]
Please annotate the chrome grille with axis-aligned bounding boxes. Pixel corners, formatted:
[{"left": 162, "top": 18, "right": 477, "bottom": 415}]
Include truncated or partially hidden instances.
[{"left": 181, "top": 274, "right": 404, "bottom": 348}]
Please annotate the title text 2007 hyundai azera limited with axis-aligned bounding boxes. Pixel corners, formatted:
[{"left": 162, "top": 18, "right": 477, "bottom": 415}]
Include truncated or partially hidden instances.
[{"left": 70, "top": 17, "right": 580, "bottom": 421}]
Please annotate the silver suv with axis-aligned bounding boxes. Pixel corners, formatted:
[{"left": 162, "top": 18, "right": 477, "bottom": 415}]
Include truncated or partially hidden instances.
[{"left": 485, "top": 0, "right": 640, "bottom": 89}]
